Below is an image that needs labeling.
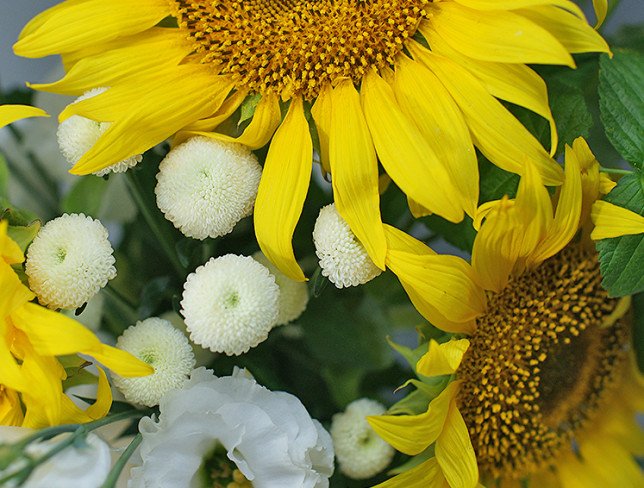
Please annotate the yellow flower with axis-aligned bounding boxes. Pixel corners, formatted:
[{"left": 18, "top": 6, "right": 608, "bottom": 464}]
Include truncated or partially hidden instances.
[
  {"left": 0, "top": 221, "right": 152, "bottom": 428},
  {"left": 369, "top": 138, "right": 643, "bottom": 487},
  {"left": 0, "top": 104, "right": 48, "bottom": 128},
  {"left": 14, "top": 0, "right": 609, "bottom": 281}
]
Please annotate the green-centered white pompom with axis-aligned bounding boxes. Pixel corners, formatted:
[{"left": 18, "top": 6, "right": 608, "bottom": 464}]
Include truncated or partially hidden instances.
[
  {"left": 112, "top": 318, "right": 195, "bottom": 407},
  {"left": 330, "top": 398, "right": 395, "bottom": 480},
  {"left": 57, "top": 88, "right": 142, "bottom": 176},
  {"left": 180, "top": 254, "right": 279, "bottom": 355},
  {"left": 25, "top": 213, "right": 116, "bottom": 310},
  {"left": 313, "top": 203, "right": 382, "bottom": 288},
  {"left": 253, "top": 251, "right": 308, "bottom": 326},
  {"left": 155, "top": 137, "right": 262, "bottom": 240}
]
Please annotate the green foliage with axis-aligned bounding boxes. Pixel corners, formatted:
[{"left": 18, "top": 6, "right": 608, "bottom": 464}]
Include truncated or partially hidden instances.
[
  {"left": 61, "top": 176, "right": 109, "bottom": 216},
  {"left": 0, "top": 155, "right": 9, "bottom": 199},
  {"left": 238, "top": 93, "right": 262, "bottom": 126},
  {"left": 596, "top": 171, "right": 644, "bottom": 296},
  {"left": 598, "top": 50, "right": 644, "bottom": 168},
  {"left": 634, "top": 293, "right": 644, "bottom": 373}
]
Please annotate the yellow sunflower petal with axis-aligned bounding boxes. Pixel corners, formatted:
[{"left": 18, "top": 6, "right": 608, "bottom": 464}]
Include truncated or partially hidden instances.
[
  {"left": 0, "top": 321, "right": 28, "bottom": 391},
  {"left": 197, "top": 92, "right": 282, "bottom": 150},
  {"left": 0, "top": 105, "right": 48, "bottom": 129},
  {"left": 517, "top": 5, "right": 610, "bottom": 54},
  {"left": 30, "top": 28, "right": 191, "bottom": 95},
  {"left": 403, "top": 283, "right": 477, "bottom": 334},
  {"left": 11, "top": 303, "right": 153, "bottom": 377},
  {"left": 0, "top": 387, "right": 24, "bottom": 426},
  {"left": 0, "top": 265, "right": 35, "bottom": 318},
  {"left": 592, "top": 0, "right": 608, "bottom": 28},
  {"left": 14, "top": 0, "right": 170, "bottom": 58},
  {"left": 423, "top": 31, "right": 557, "bottom": 156},
  {"left": 254, "top": 96, "right": 312, "bottom": 281},
  {"left": 454, "top": 0, "right": 584, "bottom": 17},
  {"left": 590, "top": 201, "right": 644, "bottom": 240},
  {"left": 426, "top": 2, "right": 574, "bottom": 66},
  {"left": 329, "top": 79, "right": 386, "bottom": 268},
  {"left": 361, "top": 69, "right": 464, "bottom": 223},
  {"left": 374, "top": 457, "right": 447, "bottom": 488},
  {"left": 385, "top": 226, "right": 486, "bottom": 323},
  {"left": 311, "top": 83, "right": 333, "bottom": 174},
  {"left": 577, "top": 438, "right": 644, "bottom": 487},
  {"left": 410, "top": 43, "right": 563, "bottom": 186},
  {"left": 394, "top": 56, "right": 478, "bottom": 217},
  {"left": 85, "top": 367, "right": 113, "bottom": 419},
  {"left": 0, "top": 221, "right": 26, "bottom": 265},
  {"left": 417, "top": 339, "right": 471, "bottom": 377},
  {"left": 67, "top": 69, "right": 234, "bottom": 174},
  {"left": 368, "top": 381, "right": 461, "bottom": 455},
  {"left": 436, "top": 405, "right": 479, "bottom": 488}
]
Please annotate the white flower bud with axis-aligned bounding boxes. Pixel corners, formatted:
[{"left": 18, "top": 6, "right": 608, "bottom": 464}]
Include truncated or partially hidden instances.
[
  {"left": 180, "top": 255, "right": 280, "bottom": 355},
  {"left": 112, "top": 317, "right": 195, "bottom": 407},
  {"left": 331, "top": 398, "right": 395, "bottom": 479},
  {"left": 25, "top": 213, "right": 116, "bottom": 309},
  {"left": 313, "top": 203, "right": 382, "bottom": 288},
  {"left": 155, "top": 136, "right": 262, "bottom": 240}
]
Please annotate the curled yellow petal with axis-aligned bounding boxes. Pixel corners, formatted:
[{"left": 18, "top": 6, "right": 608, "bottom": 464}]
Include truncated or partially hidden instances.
[
  {"left": 417, "top": 339, "right": 471, "bottom": 377},
  {"left": 591, "top": 201, "right": 644, "bottom": 240},
  {"left": 0, "top": 105, "right": 48, "bottom": 129},
  {"left": 254, "top": 96, "right": 312, "bottom": 281}
]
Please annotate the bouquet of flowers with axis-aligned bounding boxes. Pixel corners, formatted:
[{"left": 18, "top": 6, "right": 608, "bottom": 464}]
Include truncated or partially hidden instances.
[{"left": 0, "top": 0, "right": 642, "bottom": 486}]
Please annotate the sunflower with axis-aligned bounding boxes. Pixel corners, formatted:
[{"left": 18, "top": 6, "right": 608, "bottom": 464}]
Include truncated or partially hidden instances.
[
  {"left": 0, "top": 220, "right": 152, "bottom": 428},
  {"left": 367, "top": 137, "right": 643, "bottom": 487},
  {"left": 14, "top": 0, "right": 609, "bottom": 281}
]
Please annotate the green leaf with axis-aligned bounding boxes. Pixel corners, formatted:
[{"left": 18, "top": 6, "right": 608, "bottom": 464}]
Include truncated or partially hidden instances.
[
  {"left": 598, "top": 50, "right": 644, "bottom": 167},
  {"left": 0, "top": 199, "right": 40, "bottom": 227},
  {"left": 0, "top": 155, "right": 8, "bottom": 199},
  {"left": 238, "top": 93, "right": 262, "bottom": 127},
  {"left": 7, "top": 221, "right": 41, "bottom": 252},
  {"left": 422, "top": 215, "right": 476, "bottom": 254},
  {"left": 479, "top": 156, "right": 519, "bottom": 203},
  {"left": 62, "top": 176, "right": 109, "bottom": 216},
  {"left": 595, "top": 171, "right": 644, "bottom": 296},
  {"left": 548, "top": 78, "right": 593, "bottom": 150}
]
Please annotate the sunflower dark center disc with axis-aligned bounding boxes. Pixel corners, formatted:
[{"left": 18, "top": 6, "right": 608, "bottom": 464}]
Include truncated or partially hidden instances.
[
  {"left": 172, "top": 0, "right": 428, "bottom": 99},
  {"left": 457, "top": 246, "right": 630, "bottom": 480}
]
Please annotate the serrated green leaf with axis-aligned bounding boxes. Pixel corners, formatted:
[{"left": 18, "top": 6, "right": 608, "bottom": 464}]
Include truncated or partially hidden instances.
[
  {"left": 62, "top": 176, "right": 109, "bottom": 216},
  {"left": 479, "top": 157, "right": 519, "bottom": 203},
  {"left": 548, "top": 78, "right": 593, "bottom": 149},
  {"left": 595, "top": 172, "right": 644, "bottom": 296},
  {"left": 599, "top": 50, "right": 644, "bottom": 167}
]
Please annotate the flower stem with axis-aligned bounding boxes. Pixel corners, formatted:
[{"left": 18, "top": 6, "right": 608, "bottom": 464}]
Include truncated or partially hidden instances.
[
  {"left": 100, "top": 433, "right": 142, "bottom": 488},
  {"left": 599, "top": 166, "right": 632, "bottom": 176}
]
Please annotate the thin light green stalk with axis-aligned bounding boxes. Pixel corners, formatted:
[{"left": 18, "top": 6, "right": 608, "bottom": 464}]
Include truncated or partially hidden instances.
[
  {"left": 100, "top": 433, "right": 142, "bottom": 488},
  {"left": 599, "top": 166, "right": 632, "bottom": 176}
]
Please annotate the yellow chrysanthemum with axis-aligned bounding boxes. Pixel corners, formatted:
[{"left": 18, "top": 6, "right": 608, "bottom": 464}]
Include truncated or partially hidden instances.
[
  {"left": 0, "top": 220, "right": 152, "bottom": 428},
  {"left": 0, "top": 104, "right": 48, "bottom": 128},
  {"left": 14, "top": 0, "right": 609, "bottom": 281},
  {"left": 368, "top": 138, "right": 643, "bottom": 487}
]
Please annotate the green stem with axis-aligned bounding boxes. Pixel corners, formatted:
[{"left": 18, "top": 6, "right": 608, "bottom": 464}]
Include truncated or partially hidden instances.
[
  {"left": 599, "top": 166, "right": 632, "bottom": 176},
  {"left": 105, "top": 282, "right": 137, "bottom": 310},
  {"left": 124, "top": 172, "right": 185, "bottom": 278},
  {"left": 100, "top": 433, "right": 142, "bottom": 488},
  {"left": 0, "top": 150, "right": 58, "bottom": 212}
]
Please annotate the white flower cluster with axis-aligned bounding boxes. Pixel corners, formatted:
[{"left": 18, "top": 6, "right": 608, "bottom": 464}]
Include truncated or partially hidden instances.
[
  {"left": 130, "top": 367, "right": 335, "bottom": 488},
  {"left": 112, "top": 317, "right": 196, "bottom": 407},
  {"left": 57, "top": 88, "right": 142, "bottom": 176},
  {"left": 25, "top": 213, "right": 116, "bottom": 309},
  {"left": 313, "top": 203, "right": 382, "bottom": 288},
  {"left": 331, "top": 398, "right": 395, "bottom": 479},
  {"left": 155, "top": 136, "right": 262, "bottom": 240}
]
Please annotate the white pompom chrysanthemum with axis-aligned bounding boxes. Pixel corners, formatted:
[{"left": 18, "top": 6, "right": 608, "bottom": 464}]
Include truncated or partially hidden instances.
[
  {"left": 180, "top": 254, "right": 279, "bottom": 355},
  {"left": 112, "top": 317, "right": 195, "bottom": 407},
  {"left": 57, "top": 88, "right": 142, "bottom": 176},
  {"left": 331, "top": 398, "right": 395, "bottom": 480},
  {"left": 253, "top": 251, "right": 308, "bottom": 326},
  {"left": 25, "top": 213, "right": 116, "bottom": 310},
  {"left": 155, "top": 136, "right": 262, "bottom": 240},
  {"left": 313, "top": 204, "right": 382, "bottom": 288}
]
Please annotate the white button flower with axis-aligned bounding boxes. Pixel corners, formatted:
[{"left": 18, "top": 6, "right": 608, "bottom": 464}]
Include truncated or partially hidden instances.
[
  {"left": 57, "top": 88, "right": 142, "bottom": 176},
  {"left": 313, "top": 203, "right": 382, "bottom": 288},
  {"left": 25, "top": 213, "right": 116, "bottom": 310},
  {"left": 112, "top": 317, "right": 196, "bottom": 407},
  {"left": 330, "top": 398, "right": 395, "bottom": 479},
  {"left": 155, "top": 136, "right": 262, "bottom": 240},
  {"left": 180, "top": 254, "right": 280, "bottom": 355},
  {"left": 253, "top": 251, "right": 309, "bottom": 326},
  {"left": 129, "top": 367, "right": 334, "bottom": 488}
]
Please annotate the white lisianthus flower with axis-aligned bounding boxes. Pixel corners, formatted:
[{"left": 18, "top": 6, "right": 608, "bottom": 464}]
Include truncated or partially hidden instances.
[
  {"left": 180, "top": 255, "right": 279, "bottom": 355},
  {"left": 25, "top": 213, "right": 116, "bottom": 309},
  {"left": 253, "top": 251, "right": 309, "bottom": 326},
  {"left": 330, "top": 398, "right": 395, "bottom": 479},
  {"left": 313, "top": 203, "right": 382, "bottom": 288},
  {"left": 155, "top": 136, "right": 262, "bottom": 240},
  {"left": 112, "top": 317, "right": 196, "bottom": 407},
  {"left": 0, "top": 427, "right": 111, "bottom": 488},
  {"left": 129, "top": 367, "right": 334, "bottom": 488},
  {"left": 57, "top": 88, "right": 142, "bottom": 176}
]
